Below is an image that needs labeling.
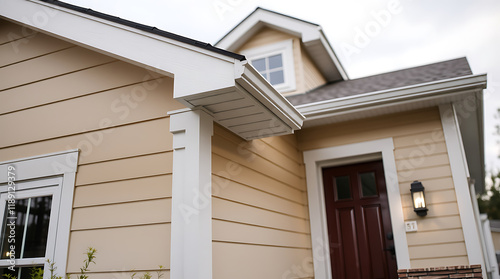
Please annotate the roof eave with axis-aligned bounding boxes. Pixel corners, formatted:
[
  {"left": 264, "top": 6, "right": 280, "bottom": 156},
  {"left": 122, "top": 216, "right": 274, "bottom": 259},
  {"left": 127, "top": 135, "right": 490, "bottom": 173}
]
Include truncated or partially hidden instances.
[
  {"left": 1, "top": 0, "right": 303, "bottom": 140},
  {"left": 297, "top": 74, "right": 487, "bottom": 120},
  {"left": 178, "top": 61, "right": 304, "bottom": 140}
]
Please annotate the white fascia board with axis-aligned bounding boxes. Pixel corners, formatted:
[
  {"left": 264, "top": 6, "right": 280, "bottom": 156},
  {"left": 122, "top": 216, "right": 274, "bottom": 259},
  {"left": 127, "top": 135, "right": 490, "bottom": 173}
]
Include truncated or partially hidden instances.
[
  {"left": 216, "top": 8, "right": 348, "bottom": 81},
  {"left": 0, "top": 0, "right": 238, "bottom": 99},
  {"left": 317, "top": 30, "right": 349, "bottom": 80},
  {"left": 216, "top": 8, "right": 319, "bottom": 51},
  {"left": 298, "top": 74, "right": 487, "bottom": 121},
  {"left": 439, "top": 104, "right": 485, "bottom": 267},
  {"left": 235, "top": 60, "right": 304, "bottom": 130}
]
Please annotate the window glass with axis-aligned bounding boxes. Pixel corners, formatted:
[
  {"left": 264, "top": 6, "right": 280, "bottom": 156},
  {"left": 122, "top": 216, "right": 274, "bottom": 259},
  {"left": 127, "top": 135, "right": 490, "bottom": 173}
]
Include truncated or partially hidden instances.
[
  {"left": 360, "top": 172, "right": 378, "bottom": 197},
  {"left": 0, "top": 196, "right": 52, "bottom": 260},
  {"left": 268, "top": 54, "right": 283, "bottom": 69},
  {"left": 269, "top": 70, "right": 284, "bottom": 85},
  {"left": 335, "top": 176, "right": 351, "bottom": 200},
  {"left": 251, "top": 54, "right": 285, "bottom": 86},
  {"left": 0, "top": 266, "right": 43, "bottom": 279},
  {"left": 242, "top": 40, "right": 295, "bottom": 92},
  {"left": 252, "top": 58, "right": 266, "bottom": 72}
]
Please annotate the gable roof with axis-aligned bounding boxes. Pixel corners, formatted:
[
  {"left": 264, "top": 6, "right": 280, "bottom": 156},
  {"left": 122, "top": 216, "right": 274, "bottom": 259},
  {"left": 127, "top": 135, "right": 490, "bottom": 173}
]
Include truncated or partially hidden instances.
[
  {"left": 215, "top": 7, "right": 348, "bottom": 82},
  {"left": 1, "top": 0, "right": 304, "bottom": 140},
  {"left": 288, "top": 57, "right": 473, "bottom": 106}
]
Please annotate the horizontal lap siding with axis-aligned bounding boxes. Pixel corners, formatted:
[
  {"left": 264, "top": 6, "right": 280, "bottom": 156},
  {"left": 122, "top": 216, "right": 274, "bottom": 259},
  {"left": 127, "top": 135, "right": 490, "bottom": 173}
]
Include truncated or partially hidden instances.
[
  {"left": 0, "top": 19, "right": 182, "bottom": 277},
  {"left": 297, "top": 107, "right": 468, "bottom": 268},
  {"left": 212, "top": 124, "right": 313, "bottom": 279},
  {"left": 301, "top": 47, "right": 326, "bottom": 92}
]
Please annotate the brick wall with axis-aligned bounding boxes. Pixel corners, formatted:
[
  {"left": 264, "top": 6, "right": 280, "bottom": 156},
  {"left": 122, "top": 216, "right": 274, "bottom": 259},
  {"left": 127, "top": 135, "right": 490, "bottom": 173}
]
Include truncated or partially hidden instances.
[{"left": 398, "top": 265, "right": 483, "bottom": 278}]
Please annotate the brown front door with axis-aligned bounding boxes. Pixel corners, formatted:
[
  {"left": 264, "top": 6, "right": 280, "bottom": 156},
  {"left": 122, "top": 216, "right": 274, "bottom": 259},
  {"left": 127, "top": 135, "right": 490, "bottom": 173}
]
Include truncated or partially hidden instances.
[{"left": 322, "top": 160, "right": 397, "bottom": 279}]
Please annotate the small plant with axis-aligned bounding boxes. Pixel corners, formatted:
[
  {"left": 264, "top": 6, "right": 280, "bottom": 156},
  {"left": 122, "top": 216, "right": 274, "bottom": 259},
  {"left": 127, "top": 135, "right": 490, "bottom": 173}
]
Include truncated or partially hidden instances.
[
  {"left": 156, "top": 265, "right": 165, "bottom": 279},
  {"left": 130, "top": 265, "right": 166, "bottom": 279},
  {"left": 73, "top": 247, "right": 97, "bottom": 279},
  {"left": 30, "top": 265, "right": 44, "bottom": 279}
]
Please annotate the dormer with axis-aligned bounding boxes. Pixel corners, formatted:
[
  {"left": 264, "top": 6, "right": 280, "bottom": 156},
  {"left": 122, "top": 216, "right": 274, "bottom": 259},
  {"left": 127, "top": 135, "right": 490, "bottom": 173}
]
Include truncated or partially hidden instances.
[{"left": 216, "top": 7, "right": 349, "bottom": 96}]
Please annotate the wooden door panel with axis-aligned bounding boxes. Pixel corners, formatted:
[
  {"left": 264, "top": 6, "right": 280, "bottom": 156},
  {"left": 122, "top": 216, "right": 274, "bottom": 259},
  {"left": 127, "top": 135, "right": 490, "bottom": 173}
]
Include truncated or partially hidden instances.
[
  {"left": 338, "top": 207, "right": 361, "bottom": 279},
  {"left": 362, "top": 205, "right": 387, "bottom": 278},
  {"left": 322, "top": 160, "right": 398, "bottom": 279}
]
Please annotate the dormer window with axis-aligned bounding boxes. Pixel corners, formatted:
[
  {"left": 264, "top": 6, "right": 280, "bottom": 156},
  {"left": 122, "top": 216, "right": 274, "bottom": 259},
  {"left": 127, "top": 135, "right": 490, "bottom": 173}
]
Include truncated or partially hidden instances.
[{"left": 242, "top": 39, "right": 296, "bottom": 93}]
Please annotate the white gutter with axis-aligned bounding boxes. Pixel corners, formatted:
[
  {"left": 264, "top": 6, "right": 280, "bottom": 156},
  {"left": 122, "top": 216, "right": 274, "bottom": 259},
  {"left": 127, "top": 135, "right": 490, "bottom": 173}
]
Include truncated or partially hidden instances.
[{"left": 297, "top": 74, "right": 487, "bottom": 120}]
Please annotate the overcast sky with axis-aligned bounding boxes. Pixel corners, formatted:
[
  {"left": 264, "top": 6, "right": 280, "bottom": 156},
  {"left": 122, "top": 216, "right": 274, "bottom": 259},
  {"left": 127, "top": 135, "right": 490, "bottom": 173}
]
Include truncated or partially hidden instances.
[{"left": 64, "top": 0, "right": 500, "bottom": 173}]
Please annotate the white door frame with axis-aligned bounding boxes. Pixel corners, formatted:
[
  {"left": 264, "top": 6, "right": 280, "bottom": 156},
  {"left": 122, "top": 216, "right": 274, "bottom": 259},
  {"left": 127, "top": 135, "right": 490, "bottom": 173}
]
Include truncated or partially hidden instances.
[{"left": 303, "top": 138, "right": 410, "bottom": 279}]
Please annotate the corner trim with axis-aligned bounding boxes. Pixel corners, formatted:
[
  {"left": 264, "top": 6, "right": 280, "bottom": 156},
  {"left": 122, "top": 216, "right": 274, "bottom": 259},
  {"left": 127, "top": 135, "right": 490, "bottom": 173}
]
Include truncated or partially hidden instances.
[
  {"left": 169, "top": 109, "right": 214, "bottom": 279},
  {"left": 439, "top": 104, "right": 485, "bottom": 266},
  {"left": 303, "top": 138, "right": 410, "bottom": 278}
]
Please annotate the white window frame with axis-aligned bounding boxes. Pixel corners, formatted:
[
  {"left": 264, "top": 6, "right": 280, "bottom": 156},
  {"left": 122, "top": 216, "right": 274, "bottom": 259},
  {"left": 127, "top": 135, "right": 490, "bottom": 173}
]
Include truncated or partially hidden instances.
[
  {"left": 0, "top": 150, "right": 79, "bottom": 279},
  {"left": 303, "top": 138, "right": 410, "bottom": 279},
  {"left": 241, "top": 39, "right": 296, "bottom": 93}
]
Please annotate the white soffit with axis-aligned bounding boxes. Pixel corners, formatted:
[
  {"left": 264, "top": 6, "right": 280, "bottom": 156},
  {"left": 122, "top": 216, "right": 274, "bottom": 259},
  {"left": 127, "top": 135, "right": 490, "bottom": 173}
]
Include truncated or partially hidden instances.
[
  {"left": 184, "top": 61, "right": 304, "bottom": 140},
  {"left": 0, "top": 0, "right": 303, "bottom": 140},
  {"left": 215, "top": 8, "right": 348, "bottom": 82}
]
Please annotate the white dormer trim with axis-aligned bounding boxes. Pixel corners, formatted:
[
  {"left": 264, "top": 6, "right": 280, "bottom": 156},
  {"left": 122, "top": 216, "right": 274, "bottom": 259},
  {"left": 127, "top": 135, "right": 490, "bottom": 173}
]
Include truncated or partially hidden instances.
[
  {"left": 216, "top": 8, "right": 348, "bottom": 82},
  {"left": 241, "top": 39, "right": 296, "bottom": 93}
]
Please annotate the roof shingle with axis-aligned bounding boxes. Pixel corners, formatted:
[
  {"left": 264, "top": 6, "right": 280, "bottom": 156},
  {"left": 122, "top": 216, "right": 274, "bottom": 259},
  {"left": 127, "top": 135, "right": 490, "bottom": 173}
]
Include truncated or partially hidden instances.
[{"left": 287, "top": 57, "right": 472, "bottom": 106}]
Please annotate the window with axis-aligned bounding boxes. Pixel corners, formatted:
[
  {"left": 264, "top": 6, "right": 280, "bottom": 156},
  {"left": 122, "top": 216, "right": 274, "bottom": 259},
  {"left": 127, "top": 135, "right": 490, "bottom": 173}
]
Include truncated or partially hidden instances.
[
  {"left": 0, "top": 178, "right": 61, "bottom": 278},
  {"left": 0, "top": 150, "right": 78, "bottom": 278},
  {"left": 241, "top": 39, "right": 296, "bottom": 93}
]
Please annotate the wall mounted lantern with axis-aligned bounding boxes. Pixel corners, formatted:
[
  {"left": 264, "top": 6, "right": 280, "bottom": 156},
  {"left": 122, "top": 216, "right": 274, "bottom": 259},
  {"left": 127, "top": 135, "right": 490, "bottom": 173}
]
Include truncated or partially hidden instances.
[{"left": 410, "top": 181, "right": 428, "bottom": 216}]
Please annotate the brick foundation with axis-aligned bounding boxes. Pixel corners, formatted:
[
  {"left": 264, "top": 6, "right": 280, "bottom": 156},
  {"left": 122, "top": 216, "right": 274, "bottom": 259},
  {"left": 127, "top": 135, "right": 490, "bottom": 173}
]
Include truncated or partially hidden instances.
[{"left": 398, "top": 265, "right": 483, "bottom": 278}]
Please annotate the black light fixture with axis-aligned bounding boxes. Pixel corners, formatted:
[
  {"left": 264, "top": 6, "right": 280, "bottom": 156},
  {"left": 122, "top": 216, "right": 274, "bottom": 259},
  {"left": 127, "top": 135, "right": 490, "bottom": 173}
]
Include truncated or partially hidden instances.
[{"left": 410, "top": 181, "right": 428, "bottom": 216}]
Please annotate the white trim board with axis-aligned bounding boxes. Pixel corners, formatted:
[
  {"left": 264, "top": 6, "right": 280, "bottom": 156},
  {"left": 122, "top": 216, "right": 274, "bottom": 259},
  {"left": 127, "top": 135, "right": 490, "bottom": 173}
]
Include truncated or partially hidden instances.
[
  {"left": 297, "top": 74, "right": 487, "bottom": 123},
  {"left": 215, "top": 7, "right": 348, "bottom": 81},
  {"left": 169, "top": 108, "right": 214, "bottom": 279},
  {"left": 0, "top": 150, "right": 79, "bottom": 278},
  {"left": 439, "top": 104, "right": 485, "bottom": 268},
  {"left": 303, "top": 138, "right": 410, "bottom": 278}
]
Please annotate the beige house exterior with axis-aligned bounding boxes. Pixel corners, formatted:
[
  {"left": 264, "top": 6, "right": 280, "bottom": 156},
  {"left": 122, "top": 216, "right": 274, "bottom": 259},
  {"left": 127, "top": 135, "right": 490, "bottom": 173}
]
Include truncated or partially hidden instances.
[{"left": 0, "top": 1, "right": 496, "bottom": 279}]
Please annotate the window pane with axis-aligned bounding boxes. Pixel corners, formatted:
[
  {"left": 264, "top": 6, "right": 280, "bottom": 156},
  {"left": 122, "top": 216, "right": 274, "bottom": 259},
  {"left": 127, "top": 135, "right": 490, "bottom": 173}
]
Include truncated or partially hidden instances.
[
  {"left": 23, "top": 196, "right": 52, "bottom": 258},
  {"left": 0, "top": 266, "right": 43, "bottom": 279},
  {"left": 1, "top": 199, "right": 28, "bottom": 260},
  {"left": 268, "top": 54, "right": 283, "bottom": 69},
  {"left": 0, "top": 196, "right": 52, "bottom": 260},
  {"left": 251, "top": 58, "right": 266, "bottom": 72},
  {"left": 269, "top": 70, "right": 284, "bottom": 85},
  {"left": 360, "top": 172, "right": 378, "bottom": 197},
  {"left": 335, "top": 176, "right": 351, "bottom": 200}
]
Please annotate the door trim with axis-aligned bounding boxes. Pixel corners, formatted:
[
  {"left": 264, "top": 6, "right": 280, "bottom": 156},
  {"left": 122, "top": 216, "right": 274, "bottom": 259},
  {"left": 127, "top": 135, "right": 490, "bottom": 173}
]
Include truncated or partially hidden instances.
[{"left": 304, "top": 138, "right": 410, "bottom": 279}]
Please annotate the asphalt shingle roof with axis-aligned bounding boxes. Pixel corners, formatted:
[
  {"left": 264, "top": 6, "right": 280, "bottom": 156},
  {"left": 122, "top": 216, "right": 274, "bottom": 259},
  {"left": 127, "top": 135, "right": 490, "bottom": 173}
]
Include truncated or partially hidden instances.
[{"left": 287, "top": 57, "right": 473, "bottom": 106}]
